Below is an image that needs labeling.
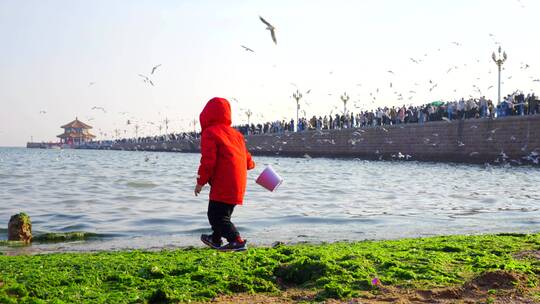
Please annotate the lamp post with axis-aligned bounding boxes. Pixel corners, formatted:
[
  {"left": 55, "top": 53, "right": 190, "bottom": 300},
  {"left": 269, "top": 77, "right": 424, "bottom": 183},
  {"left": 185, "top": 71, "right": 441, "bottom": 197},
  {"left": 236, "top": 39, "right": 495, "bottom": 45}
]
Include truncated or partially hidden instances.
[
  {"left": 191, "top": 118, "right": 198, "bottom": 134},
  {"left": 245, "top": 109, "right": 252, "bottom": 125},
  {"left": 491, "top": 46, "right": 507, "bottom": 104},
  {"left": 245, "top": 109, "right": 253, "bottom": 135},
  {"left": 292, "top": 89, "right": 303, "bottom": 131},
  {"left": 340, "top": 92, "right": 350, "bottom": 115},
  {"left": 164, "top": 117, "right": 169, "bottom": 134}
]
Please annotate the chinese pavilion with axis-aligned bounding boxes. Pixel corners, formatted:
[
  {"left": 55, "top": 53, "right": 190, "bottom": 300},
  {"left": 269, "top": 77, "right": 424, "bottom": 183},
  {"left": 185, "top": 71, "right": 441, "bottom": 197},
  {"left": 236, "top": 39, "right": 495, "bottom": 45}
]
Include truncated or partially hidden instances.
[{"left": 57, "top": 117, "right": 96, "bottom": 144}]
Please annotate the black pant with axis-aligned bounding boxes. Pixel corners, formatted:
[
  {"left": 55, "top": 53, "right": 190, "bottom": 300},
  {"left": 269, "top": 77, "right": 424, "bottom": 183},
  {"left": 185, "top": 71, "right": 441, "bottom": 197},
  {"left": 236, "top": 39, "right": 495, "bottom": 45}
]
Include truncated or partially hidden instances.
[{"left": 207, "top": 200, "right": 239, "bottom": 243}]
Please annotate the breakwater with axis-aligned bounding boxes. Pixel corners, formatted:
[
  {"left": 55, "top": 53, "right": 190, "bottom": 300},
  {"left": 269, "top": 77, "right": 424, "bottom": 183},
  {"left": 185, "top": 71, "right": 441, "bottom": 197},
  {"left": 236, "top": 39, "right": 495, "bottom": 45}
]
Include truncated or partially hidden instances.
[{"left": 108, "top": 115, "right": 540, "bottom": 165}]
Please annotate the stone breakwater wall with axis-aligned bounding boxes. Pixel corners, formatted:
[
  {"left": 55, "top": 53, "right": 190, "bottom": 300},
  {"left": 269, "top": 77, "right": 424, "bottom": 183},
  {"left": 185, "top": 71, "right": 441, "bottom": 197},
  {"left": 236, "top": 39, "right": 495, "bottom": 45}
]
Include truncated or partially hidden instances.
[{"left": 109, "top": 115, "right": 540, "bottom": 165}]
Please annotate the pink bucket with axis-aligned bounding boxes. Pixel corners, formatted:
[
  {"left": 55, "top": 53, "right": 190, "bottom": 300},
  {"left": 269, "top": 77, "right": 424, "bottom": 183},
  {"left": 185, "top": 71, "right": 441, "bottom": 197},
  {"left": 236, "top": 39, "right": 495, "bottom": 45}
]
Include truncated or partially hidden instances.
[{"left": 255, "top": 165, "right": 283, "bottom": 192}]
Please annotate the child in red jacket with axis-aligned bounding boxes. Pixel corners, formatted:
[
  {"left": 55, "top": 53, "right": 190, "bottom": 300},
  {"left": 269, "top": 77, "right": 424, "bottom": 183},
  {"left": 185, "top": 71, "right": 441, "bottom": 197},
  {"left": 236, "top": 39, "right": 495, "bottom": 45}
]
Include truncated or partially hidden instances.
[{"left": 195, "top": 97, "right": 255, "bottom": 251}]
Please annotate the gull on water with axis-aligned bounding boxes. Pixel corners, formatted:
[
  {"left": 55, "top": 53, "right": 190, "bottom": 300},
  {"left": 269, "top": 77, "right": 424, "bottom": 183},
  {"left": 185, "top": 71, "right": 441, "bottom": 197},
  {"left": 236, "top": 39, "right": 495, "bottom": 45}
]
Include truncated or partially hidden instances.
[{"left": 259, "top": 16, "right": 277, "bottom": 44}]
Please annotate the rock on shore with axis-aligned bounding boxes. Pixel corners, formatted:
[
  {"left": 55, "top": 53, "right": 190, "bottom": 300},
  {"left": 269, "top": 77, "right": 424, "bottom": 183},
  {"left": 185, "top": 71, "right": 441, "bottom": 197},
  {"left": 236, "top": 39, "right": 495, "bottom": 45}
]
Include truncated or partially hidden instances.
[{"left": 8, "top": 213, "right": 32, "bottom": 243}]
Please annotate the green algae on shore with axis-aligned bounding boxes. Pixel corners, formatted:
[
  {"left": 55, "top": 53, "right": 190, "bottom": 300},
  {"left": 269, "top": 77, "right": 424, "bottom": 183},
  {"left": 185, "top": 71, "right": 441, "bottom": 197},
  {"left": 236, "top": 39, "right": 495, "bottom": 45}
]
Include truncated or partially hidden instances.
[
  {"left": 33, "top": 231, "right": 98, "bottom": 242},
  {"left": 0, "top": 232, "right": 98, "bottom": 246},
  {"left": 0, "top": 233, "right": 539, "bottom": 303},
  {"left": 0, "top": 240, "right": 27, "bottom": 247}
]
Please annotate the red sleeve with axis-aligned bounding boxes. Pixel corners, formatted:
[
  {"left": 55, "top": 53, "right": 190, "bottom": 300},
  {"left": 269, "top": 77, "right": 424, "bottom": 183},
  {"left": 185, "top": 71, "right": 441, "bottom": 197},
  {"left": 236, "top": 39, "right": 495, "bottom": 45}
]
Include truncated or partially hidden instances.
[
  {"left": 246, "top": 150, "right": 255, "bottom": 170},
  {"left": 197, "top": 131, "right": 217, "bottom": 186}
]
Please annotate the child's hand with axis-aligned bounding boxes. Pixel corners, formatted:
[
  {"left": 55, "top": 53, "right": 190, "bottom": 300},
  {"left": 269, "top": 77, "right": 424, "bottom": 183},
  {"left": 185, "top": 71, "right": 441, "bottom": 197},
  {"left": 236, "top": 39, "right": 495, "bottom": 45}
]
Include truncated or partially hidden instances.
[{"left": 194, "top": 184, "right": 203, "bottom": 196}]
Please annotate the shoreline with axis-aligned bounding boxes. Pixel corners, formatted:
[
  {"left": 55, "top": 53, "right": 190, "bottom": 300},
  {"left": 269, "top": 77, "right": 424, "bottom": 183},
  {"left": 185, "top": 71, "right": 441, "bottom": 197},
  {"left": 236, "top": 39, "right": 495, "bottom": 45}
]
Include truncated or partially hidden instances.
[
  {"left": 2, "top": 229, "right": 540, "bottom": 256},
  {"left": 1, "top": 232, "right": 539, "bottom": 303}
]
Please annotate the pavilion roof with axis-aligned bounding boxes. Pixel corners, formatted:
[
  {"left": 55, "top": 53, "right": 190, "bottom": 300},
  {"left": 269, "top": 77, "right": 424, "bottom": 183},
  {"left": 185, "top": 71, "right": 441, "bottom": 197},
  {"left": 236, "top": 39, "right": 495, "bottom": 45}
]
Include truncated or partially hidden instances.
[
  {"left": 61, "top": 118, "right": 93, "bottom": 129},
  {"left": 57, "top": 132, "right": 96, "bottom": 139}
]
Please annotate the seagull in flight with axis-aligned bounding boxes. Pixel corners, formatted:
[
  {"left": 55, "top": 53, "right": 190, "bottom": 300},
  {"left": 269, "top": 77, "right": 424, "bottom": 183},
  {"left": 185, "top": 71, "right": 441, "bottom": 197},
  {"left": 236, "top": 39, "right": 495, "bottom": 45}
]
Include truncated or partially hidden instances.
[
  {"left": 91, "top": 106, "right": 106, "bottom": 113},
  {"left": 241, "top": 45, "right": 255, "bottom": 52},
  {"left": 151, "top": 64, "right": 162, "bottom": 75},
  {"left": 259, "top": 16, "right": 277, "bottom": 45},
  {"left": 39, "top": 110, "right": 47, "bottom": 114},
  {"left": 138, "top": 74, "right": 154, "bottom": 86}
]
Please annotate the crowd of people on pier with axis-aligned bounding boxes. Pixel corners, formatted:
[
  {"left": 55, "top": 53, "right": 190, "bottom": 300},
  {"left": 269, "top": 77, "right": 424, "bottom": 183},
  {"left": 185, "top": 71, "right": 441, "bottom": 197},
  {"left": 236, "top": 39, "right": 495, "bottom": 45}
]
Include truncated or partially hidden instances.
[
  {"left": 236, "top": 91, "right": 539, "bottom": 135},
  {"left": 113, "top": 131, "right": 200, "bottom": 145},
  {"left": 110, "top": 91, "right": 538, "bottom": 144}
]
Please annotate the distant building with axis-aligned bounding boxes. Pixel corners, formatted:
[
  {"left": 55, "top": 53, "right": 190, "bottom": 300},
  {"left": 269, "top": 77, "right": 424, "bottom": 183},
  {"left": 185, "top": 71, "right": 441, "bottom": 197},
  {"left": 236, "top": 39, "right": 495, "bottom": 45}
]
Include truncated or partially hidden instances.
[{"left": 57, "top": 117, "right": 96, "bottom": 145}]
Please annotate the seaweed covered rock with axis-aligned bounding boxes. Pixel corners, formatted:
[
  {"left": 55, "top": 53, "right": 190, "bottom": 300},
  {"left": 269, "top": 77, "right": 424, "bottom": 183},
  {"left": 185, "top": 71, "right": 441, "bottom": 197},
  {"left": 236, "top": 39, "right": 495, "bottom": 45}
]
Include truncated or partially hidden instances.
[{"left": 7, "top": 213, "right": 32, "bottom": 243}]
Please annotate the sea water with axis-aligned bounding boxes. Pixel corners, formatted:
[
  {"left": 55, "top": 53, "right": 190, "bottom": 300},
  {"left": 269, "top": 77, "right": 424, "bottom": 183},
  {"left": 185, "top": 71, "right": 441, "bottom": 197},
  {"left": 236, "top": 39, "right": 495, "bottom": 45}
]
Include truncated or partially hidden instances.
[{"left": 0, "top": 147, "right": 539, "bottom": 254}]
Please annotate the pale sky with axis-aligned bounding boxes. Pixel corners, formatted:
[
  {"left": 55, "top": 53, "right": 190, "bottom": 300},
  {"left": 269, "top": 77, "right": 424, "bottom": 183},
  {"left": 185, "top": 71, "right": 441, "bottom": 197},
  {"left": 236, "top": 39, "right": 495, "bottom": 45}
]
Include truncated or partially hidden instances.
[{"left": 1, "top": 0, "right": 539, "bottom": 146}]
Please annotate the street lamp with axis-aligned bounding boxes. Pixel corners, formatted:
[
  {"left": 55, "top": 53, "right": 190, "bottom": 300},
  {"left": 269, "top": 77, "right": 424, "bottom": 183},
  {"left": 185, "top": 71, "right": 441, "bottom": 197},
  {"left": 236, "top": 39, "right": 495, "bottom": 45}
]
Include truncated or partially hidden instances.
[
  {"left": 164, "top": 117, "right": 169, "bottom": 134},
  {"left": 292, "top": 89, "right": 303, "bottom": 131},
  {"left": 245, "top": 109, "right": 252, "bottom": 125},
  {"left": 245, "top": 109, "right": 253, "bottom": 135},
  {"left": 191, "top": 118, "right": 198, "bottom": 134},
  {"left": 491, "top": 46, "right": 507, "bottom": 104},
  {"left": 340, "top": 92, "right": 350, "bottom": 115}
]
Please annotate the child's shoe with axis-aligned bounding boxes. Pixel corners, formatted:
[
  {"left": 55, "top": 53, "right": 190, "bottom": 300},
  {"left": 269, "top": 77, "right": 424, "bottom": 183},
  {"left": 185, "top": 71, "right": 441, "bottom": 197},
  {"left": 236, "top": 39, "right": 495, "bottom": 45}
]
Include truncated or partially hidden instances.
[
  {"left": 201, "top": 234, "right": 222, "bottom": 249},
  {"left": 219, "top": 239, "right": 247, "bottom": 252}
]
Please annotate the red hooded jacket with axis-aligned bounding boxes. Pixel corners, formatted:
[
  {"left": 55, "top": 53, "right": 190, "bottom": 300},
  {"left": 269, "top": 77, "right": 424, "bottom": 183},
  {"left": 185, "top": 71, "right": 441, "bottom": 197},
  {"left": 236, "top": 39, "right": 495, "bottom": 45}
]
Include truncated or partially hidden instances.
[{"left": 196, "top": 97, "right": 255, "bottom": 205}]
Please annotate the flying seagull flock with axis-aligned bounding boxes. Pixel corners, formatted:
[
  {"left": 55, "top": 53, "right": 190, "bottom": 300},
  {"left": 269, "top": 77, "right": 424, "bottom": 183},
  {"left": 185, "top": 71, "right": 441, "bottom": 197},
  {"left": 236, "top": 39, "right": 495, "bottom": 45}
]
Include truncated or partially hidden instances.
[
  {"left": 53, "top": 16, "right": 281, "bottom": 130},
  {"left": 33, "top": 7, "right": 539, "bottom": 161}
]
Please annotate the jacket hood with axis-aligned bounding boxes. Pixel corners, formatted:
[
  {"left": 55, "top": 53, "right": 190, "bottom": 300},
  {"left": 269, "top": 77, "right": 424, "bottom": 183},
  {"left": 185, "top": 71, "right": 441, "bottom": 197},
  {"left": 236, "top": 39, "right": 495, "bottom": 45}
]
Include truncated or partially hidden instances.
[{"left": 199, "top": 97, "right": 232, "bottom": 131}]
